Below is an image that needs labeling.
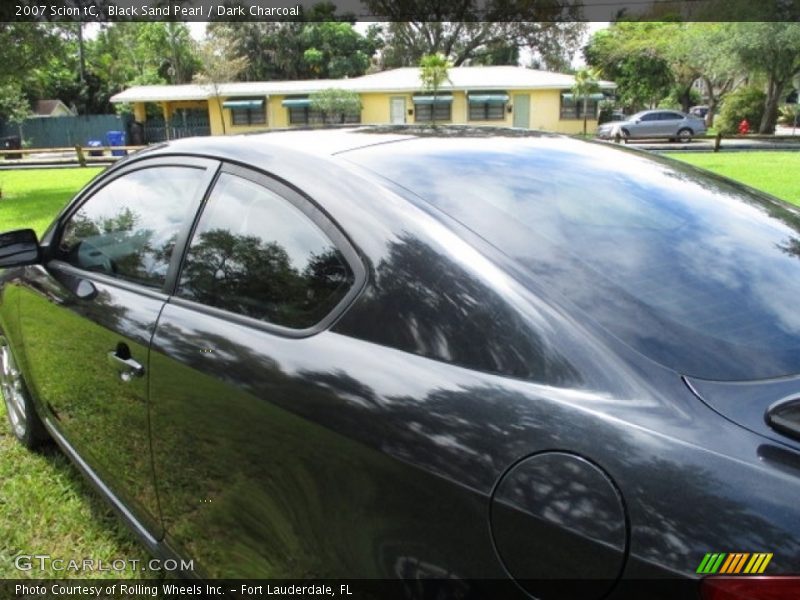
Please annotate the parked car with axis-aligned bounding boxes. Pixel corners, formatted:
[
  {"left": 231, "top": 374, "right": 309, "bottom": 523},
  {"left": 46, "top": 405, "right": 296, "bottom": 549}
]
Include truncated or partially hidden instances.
[
  {"left": 2, "top": 127, "right": 800, "bottom": 599},
  {"left": 689, "top": 105, "right": 710, "bottom": 119},
  {"left": 596, "top": 108, "right": 707, "bottom": 142},
  {"left": 597, "top": 109, "right": 627, "bottom": 125}
]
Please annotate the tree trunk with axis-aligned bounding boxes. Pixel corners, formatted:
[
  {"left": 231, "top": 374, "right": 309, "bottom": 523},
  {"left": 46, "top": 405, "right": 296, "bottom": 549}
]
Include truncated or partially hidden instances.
[
  {"left": 706, "top": 97, "right": 717, "bottom": 129},
  {"left": 582, "top": 96, "right": 588, "bottom": 135},
  {"left": 702, "top": 76, "right": 716, "bottom": 128},
  {"left": 759, "top": 77, "right": 783, "bottom": 134},
  {"left": 680, "top": 86, "right": 692, "bottom": 113}
]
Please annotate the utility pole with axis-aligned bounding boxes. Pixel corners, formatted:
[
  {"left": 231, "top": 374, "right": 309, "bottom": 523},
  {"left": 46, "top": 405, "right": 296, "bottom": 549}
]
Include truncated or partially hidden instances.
[{"left": 77, "top": 21, "right": 86, "bottom": 83}]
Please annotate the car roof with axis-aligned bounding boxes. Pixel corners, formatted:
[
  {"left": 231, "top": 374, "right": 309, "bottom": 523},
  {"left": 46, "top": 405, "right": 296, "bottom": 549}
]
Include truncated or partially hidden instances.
[{"left": 140, "top": 125, "right": 559, "bottom": 163}]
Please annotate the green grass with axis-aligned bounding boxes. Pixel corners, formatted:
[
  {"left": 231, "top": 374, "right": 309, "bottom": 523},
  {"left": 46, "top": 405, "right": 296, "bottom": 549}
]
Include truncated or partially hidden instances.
[
  {"left": 665, "top": 151, "right": 800, "bottom": 205},
  {"left": 0, "top": 401, "right": 150, "bottom": 578},
  {"left": 0, "top": 168, "right": 103, "bottom": 237}
]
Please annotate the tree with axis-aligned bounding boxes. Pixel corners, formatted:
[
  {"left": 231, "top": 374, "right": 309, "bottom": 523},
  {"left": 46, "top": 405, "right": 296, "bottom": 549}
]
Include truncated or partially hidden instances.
[
  {"left": 309, "top": 89, "right": 362, "bottom": 124},
  {"left": 584, "top": 23, "right": 674, "bottom": 111},
  {"left": 682, "top": 23, "right": 740, "bottom": 127},
  {"left": 374, "top": 21, "right": 586, "bottom": 71},
  {"left": 0, "top": 83, "right": 31, "bottom": 139},
  {"left": 0, "top": 23, "right": 63, "bottom": 87},
  {"left": 193, "top": 37, "right": 247, "bottom": 135},
  {"left": 572, "top": 67, "right": 602, "bottom": 135},
  {"left": 419, "top": 53, "right": 452, "bottom": 127},
  {"left": 726, "top": 23, "right": 800, "bottom": 133},
  {"left": 207, "top": 8, "right": 380, "bottom": 82},
  {"left": 300, "top": 22, "right": 380, "bottom": 79}
]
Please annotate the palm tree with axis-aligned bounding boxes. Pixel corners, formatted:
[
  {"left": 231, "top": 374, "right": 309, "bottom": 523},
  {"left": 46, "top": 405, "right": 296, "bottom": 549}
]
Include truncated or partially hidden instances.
[
  {"left": 419, "top": 53, "right": 452, "bottom": 128},
  {"left": 572, "top": 67, "right": 603, "bottom": 136}
]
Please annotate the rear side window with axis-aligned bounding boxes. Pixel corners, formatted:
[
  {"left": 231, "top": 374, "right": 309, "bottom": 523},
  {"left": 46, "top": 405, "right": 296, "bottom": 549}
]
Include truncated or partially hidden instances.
[
  {"left": 177, "top": 172, "right": 355, "bottom": 329},
  {"left": 59, "top": 166, "right": 203, "bottom": 288}
]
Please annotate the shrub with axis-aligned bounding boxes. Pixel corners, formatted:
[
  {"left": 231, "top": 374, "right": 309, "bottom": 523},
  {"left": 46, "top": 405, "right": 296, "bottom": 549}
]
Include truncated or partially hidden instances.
[
  {"left": 717, "top": 86, "right": 766, "bottom": 134},
  {"left": 778, "top": 104, "right": 799, "bottom": 126}
]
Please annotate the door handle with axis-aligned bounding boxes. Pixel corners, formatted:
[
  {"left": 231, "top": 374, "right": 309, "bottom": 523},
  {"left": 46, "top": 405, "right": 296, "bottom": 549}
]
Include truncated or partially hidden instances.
[{"left": 108, "top": 344, "right": 144, "bottom": 381}]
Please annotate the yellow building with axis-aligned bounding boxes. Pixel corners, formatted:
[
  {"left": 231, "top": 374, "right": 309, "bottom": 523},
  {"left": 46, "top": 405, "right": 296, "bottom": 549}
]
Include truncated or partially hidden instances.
[{"left": 110, "top": 66, "right": 615, "bottom": 139}]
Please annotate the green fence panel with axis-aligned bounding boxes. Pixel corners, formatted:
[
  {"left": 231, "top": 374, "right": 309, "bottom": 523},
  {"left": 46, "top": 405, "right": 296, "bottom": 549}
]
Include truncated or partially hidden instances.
[{"left": 0, "top": 114, "right": 131, "bottom": 148}]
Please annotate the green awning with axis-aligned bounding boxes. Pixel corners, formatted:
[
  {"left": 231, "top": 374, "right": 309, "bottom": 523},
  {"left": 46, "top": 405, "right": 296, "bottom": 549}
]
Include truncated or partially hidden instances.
[
  {"left": 561, "top": 93, "right": 605, "bottom": 101},
  {"left": 468, "top": 94, "right": 509, "bottom": 104},
  {"left": 222, "top": 98, "right": 264, "bottom": 109},
  {"left": 282, "top": 98, "right": 311, "bottom": 108},
  {"left": 412, "top": 95, "right": 453, "bottom": 105}
]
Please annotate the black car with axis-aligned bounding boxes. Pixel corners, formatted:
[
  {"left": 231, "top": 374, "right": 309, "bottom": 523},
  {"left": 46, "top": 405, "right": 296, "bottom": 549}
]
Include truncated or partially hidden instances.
[{"left": 2, "top": 127, "right": 800, "bottom": 600}]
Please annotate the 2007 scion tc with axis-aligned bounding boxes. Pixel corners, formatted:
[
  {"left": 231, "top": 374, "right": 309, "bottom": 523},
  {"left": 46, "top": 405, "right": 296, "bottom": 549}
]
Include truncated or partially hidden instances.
[{"left": 2, "top": 127, "right": 799, "bottom": 600}]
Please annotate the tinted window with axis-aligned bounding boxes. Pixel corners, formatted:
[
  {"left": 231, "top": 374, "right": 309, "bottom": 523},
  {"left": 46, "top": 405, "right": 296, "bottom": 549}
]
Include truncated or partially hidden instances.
[
  {"left": 640, "top": 113, "right": 659, "bottom": 122},
  {"left": 59, "top": 166, "right": 202, "bottom": 288},
  {"left": 660, "top": 112, "right": 683, "bottom": 120},
  {"left": 415, "top": 103, "right": 452, "bottom": 123},
  {"left": 345, "top": 136, "right": 800, "bottom": 380},
  {"left": 177, "top": 173, "right": 354, "bottom": 329}
]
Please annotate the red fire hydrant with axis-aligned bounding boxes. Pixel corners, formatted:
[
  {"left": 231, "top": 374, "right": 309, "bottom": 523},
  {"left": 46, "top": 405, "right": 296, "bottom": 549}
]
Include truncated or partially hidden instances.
[{"left": 738, "top": 119, "right": 750, "bottom": 135}]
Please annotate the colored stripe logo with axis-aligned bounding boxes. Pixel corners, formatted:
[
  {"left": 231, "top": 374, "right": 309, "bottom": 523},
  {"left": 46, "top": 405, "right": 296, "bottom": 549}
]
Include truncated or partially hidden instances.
[{"left": 697, "top": 553, "right": 773, "bottom": 574}]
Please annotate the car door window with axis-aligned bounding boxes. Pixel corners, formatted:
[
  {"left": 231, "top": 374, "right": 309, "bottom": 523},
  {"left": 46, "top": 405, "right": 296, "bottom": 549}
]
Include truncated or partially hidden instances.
[
  {"left": 177, "top": 172, "right": 355, "bottom": 329},
  {"left": 640, "top": 113, "right": 659, "bottom": 122},
  {"left": 59, "top": 166, "right": 203, "bottom": 288}
]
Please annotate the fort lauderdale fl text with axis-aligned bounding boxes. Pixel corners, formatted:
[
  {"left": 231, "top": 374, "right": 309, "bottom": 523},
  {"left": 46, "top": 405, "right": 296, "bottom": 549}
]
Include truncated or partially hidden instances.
[{"left": 17, "top": 583, "right": 354, "bottom": 597}]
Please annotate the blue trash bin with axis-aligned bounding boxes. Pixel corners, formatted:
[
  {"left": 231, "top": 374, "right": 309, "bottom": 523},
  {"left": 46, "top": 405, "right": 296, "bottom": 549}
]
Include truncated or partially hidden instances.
[
  {"left": 106, "top": 131, "right": 127, "bottom": 156},
  {"left": 87, "top": 140, "right": 103, "bottom": 157}
]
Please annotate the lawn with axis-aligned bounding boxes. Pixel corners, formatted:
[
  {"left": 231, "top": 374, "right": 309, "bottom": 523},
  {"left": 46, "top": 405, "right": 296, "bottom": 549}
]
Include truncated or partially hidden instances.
[
  {"left": 0, "top": 402, "right": 150, "bottom": 579},
  {"left": 664, "top": 151, "right": 800, "bottom": 205},
  {"left": 0, "top": 167, "right": 103, "bottom": 237}
]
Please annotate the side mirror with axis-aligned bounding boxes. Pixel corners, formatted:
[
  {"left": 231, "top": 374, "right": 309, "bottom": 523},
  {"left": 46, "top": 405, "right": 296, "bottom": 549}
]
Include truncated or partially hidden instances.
[
  {"left": 634, "top": 119, "right": 641, "bottom": 124},
  {"left": 0, "top": 229, "right": 40, "bottom": 268}
]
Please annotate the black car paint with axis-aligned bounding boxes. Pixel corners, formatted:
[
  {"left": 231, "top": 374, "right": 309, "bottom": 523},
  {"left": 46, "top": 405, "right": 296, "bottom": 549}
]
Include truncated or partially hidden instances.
[{"left": 1, "top": 129, "right": 799, "bottom": 598}]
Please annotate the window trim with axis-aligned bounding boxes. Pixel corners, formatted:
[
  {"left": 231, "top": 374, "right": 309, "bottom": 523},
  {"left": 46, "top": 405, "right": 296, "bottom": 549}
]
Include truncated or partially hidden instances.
[
  {"left": 467, "top": 91, "right": 508, "bottom": 121},
  {"left": 48, "top": 156, "right": 221, "bottom": 295},
  {"left": 170, "top": 161, "right": 367, "bottom": 339},
  {"left": 559, "top": 93, "right": 601, "bottom": 121},
  {"left": 230, "top": 106, "right": 266, "bottom": 126}
]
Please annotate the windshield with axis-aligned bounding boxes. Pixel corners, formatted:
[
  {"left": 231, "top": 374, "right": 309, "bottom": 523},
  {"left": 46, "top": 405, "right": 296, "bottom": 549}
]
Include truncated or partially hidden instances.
[{"left": 344, "top": 136, "right": 800, "bottom": 380}]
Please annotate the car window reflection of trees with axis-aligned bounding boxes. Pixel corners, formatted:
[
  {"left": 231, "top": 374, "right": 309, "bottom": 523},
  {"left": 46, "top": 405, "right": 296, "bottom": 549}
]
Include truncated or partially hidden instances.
[{"left": 179, "top": 228, "right": 353, "bottom": 329}]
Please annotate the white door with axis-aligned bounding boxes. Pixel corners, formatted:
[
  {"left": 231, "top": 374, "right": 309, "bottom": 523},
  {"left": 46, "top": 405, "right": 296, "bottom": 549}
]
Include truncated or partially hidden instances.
[{"left": 390, "top": 97, "right": 406, "bottom": 124}]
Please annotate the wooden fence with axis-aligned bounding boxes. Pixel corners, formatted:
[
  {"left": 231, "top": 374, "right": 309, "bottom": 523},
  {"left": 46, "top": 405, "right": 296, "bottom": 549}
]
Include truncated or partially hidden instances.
[{"left": 0, "top": 145, "right": 146, "bottom": 167}]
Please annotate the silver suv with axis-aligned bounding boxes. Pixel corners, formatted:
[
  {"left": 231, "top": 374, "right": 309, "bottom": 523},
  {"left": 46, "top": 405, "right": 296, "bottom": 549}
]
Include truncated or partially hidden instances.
[{"left": 597, "top": 109, "right": 707, "bottom": 142}]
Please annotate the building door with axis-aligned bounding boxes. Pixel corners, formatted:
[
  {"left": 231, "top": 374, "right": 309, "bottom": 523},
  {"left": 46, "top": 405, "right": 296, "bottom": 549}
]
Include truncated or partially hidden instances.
[
  {"left": 513, "top": 94, "right": 530, "bottom": 128},
  {"left": 390, "top": 97, "right": 406, "bottom": 124}
]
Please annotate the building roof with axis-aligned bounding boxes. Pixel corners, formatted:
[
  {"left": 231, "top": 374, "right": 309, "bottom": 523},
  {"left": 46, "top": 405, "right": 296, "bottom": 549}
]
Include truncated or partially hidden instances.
[
  {"left": 34, "top": 99, "right": 74, "bottom": 116},
  {"left": 110, "top": 66, "right": 615, "bottom": 104}
]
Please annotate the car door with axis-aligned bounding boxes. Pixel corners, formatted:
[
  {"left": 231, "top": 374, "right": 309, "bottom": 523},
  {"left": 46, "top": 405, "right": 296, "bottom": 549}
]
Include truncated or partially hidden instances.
[
  {"left": 17, "top": 157, "right": 218, "bottom": 537},
  {"left": 659, "top": 111, "right": 684, "bottom": 137},
  {"left": 629, "top": 112, "right": 659, "bottom": 138},
  {"left": 148, "top": 163, "right": 366, "bottom": 576}
]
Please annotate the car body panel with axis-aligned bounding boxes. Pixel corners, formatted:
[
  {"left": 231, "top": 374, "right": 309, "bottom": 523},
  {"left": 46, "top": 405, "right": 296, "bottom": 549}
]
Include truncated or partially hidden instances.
[{"left": 16, "top": 263, "right": 164, "bottom": 535}]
